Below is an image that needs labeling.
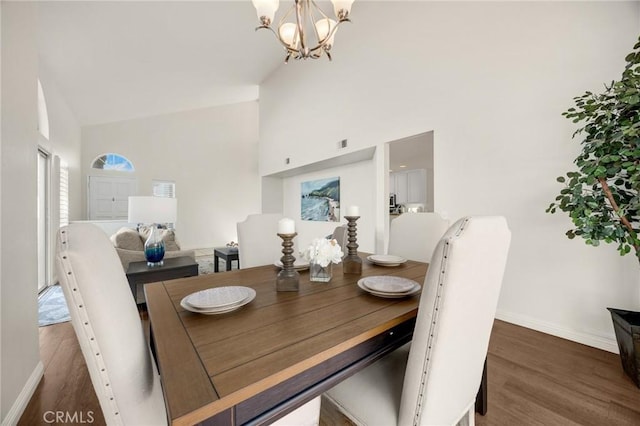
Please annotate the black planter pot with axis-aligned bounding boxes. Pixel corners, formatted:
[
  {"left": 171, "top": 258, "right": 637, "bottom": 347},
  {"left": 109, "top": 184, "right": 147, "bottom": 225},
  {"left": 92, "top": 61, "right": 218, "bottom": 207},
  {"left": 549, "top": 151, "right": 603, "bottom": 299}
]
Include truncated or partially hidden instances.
[{"left": 608, "top": 307, "right": 640, "bottom": 388}]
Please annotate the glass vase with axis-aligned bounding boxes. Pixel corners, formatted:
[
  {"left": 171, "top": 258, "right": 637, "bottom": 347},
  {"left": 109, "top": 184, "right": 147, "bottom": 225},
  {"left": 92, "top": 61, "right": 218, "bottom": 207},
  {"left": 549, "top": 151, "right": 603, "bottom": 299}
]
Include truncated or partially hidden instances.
[
  {"left": 310, "top": 261, "right": 332, "bottom": 282},
  {"left": 144, "top": 224, "right": 165, "bottom": 267}
]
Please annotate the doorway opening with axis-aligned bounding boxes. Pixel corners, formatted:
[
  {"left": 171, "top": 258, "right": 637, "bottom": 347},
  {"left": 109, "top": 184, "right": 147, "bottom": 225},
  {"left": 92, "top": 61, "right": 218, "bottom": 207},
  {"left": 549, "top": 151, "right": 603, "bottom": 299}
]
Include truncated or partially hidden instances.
[
  {"left": 37, "top": 149, "right": 50, "bottom": 293},
  {"left": 382, "top": 131, "right": 435, "bottom": 253},
  {"left": 388, "top": 131, "right": 434, "bottom": 213}
]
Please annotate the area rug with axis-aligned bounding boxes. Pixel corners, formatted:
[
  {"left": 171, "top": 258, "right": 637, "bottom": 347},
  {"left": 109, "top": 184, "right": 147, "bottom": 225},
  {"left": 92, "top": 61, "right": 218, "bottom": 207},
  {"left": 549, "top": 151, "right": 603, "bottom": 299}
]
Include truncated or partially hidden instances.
[
  {"left": 38, "top": 285, "right": 71, "bottom": 327},
  {"left": 196, "top": 254, "right": 239, "bottom": 274},
  {"left": 196, "top": 255, "right": 216, "bottom": 275}
]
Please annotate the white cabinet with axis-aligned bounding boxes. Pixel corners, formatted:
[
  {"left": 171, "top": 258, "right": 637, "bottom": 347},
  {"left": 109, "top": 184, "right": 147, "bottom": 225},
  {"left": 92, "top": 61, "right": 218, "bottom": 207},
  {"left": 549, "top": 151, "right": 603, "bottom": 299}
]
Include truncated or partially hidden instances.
[
  {"left": 390, "top": 169, "right": 426, "bottom": 205},
  {"left": 394, "top": 172, "right": 409, "bottom": 204},
  {"left": 389, "top": 173, "right": 396, "bottom": 200},
  {"left": 407, "top": 169, "right": 426, "bottom": 203}
]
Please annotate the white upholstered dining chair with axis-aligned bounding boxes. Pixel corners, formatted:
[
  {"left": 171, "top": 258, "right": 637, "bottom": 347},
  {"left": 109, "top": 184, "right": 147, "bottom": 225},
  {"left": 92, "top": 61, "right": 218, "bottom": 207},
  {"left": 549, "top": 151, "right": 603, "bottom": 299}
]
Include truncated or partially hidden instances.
[
  {"left": 325, "top": 216, "right": 511, "bottom": 425},
  {"left": 331, "top": 224, "right": 348, "bottom": 258},
  {"left": 237, "top": 213, "right": 290, "bottom": 268},
  {"left": 388, "top": 212, "right": 449, "bottom": 262},
  {"left": 56, "top": 223, "right": 320, "bottom": 425}
]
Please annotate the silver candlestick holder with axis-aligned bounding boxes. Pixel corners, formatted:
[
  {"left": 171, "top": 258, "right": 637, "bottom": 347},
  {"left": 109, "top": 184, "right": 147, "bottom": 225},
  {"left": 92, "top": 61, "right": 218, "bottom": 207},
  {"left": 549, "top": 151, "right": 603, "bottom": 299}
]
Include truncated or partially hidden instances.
[
  {"left": 276, "top": 232, "right": 300, "bottom": 291},
  {"left": 343, "top": 216, "right": 362, "bottom": 275}
]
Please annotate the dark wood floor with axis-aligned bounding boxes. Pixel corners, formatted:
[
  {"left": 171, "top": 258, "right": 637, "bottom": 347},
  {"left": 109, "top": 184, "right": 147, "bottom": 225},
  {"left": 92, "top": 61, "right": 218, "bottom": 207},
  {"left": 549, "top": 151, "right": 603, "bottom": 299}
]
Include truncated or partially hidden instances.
[{"left": 19, "top": 320, "right": 640, "bottom": 425}]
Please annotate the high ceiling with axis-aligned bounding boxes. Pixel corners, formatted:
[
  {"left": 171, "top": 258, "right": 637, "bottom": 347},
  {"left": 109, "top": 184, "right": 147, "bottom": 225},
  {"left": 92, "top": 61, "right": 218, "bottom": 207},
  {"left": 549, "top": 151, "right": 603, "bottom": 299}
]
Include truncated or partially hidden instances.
[
  {"left": 37, "top": 1, "right": 436, "bottom": 173},
  {"left": 37, "top": 1, "right": 289, "bottom": 126}
]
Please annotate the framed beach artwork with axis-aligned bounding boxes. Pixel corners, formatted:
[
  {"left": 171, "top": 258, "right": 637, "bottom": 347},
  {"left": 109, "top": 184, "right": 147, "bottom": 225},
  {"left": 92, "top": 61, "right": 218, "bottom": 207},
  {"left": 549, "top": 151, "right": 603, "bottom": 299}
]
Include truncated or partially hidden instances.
[{"left": 301, "top": 177, "right": 340, "bottom": 222}]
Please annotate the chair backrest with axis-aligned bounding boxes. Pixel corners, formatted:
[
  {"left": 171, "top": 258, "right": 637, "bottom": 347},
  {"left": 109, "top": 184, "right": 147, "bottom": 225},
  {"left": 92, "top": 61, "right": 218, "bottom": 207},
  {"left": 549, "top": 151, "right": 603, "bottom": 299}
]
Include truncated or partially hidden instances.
[
  {"left": 237, "top": 213, "right": 286, "bottom": 268},
  {"left": 388, "top": 212, "right": 449, "bottom": 262},
  {"left": 398, "top": 216, "right": 511, "bottom": 425},
  {"left": 331, "top": 225, "right": 348, "bottom": 258},
  {"left": 55, "top": 224, "right": 167, "bottom": 426}
]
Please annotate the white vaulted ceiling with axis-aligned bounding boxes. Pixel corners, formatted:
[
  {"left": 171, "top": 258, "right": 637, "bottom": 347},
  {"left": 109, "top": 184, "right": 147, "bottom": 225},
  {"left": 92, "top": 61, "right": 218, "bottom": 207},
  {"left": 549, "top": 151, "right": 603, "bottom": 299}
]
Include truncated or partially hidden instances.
[{"left": 37, "top": 1, "right": 287, "bottom": 126}]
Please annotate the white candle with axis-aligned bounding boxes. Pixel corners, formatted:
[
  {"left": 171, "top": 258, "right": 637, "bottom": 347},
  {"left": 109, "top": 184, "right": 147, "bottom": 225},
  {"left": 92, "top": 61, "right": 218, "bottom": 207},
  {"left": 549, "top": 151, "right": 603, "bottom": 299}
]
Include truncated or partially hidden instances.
[
  {"left": 278, "top": 218, "right": 296, "bottom": 234},
  {"left": 346, "top": 206, "right": 359, "bottom": 217}
]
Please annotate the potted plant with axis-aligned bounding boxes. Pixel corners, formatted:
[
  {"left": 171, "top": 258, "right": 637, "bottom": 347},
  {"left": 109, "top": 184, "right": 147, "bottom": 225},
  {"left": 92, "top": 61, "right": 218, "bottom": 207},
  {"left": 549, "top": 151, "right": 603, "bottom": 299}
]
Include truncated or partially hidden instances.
[{"left": 547, "top": 36, "right": 640, "bottom": 388}]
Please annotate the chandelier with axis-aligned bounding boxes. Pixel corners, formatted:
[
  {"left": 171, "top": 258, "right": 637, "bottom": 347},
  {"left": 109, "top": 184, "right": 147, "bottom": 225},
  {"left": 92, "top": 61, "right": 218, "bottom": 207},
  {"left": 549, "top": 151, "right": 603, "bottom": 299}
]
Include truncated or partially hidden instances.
[{"left": 251, "top": 0, "right": 354, "bottom": 63}]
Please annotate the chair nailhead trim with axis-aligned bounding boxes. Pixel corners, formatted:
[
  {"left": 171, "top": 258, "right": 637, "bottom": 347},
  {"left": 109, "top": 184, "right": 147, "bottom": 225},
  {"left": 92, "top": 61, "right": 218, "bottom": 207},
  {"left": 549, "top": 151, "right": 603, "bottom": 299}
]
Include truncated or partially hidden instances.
[
  {"left": 413, "top": 217, "right": 469, "bottom": 425},
  {"left": 58, "top": 226, "right": 122, "bottom": 425}
]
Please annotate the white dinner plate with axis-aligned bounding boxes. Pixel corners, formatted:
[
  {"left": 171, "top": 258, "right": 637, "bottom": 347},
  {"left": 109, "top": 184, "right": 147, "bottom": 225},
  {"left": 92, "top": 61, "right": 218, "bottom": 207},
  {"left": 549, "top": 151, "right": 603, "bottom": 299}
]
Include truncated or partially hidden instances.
[
  {"left": 181, "top": 287, "right": 256, "bottom": 315},
  {"left": 185, "top": 286, "right": 253, "bottom": 309},
  {"left": 357, "top": 278, "right": 421, "bottom": 298},
  {"left": 363, "top": 275, "right": 417, "bottom": 293},
  {"left": 367, "top": 254, "right": 407, "bottom": 267},
  {"left": 274, "top": 259, "right": 310, "bottom": 271}
]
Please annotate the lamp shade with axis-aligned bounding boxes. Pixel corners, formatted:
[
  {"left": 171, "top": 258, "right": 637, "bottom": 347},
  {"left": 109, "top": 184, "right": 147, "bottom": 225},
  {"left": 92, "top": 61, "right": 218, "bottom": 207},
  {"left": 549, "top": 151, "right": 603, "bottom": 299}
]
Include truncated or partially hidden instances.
[
  {"left": 128, "top": 196, "right": 177, "bottom": 224},
  {"left": 278, "top": 22, "right": 299, "bottom": 49},
  {"left": 252, "top": 0, "right": 279, "bottom": 23},
  {"left": 315, "top": 18, "right": 337, "bottom": 46},
  {"left": 331, "top": 0, "right": 354, "bottom": 18}
]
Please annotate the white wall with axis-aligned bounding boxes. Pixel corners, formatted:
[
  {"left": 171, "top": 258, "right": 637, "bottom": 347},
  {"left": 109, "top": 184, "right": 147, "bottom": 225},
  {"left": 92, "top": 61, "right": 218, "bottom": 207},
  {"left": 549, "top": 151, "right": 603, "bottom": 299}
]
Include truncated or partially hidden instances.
[
  {"left": 37, "top": 64, "right": 83, "bottom": 287},
  {"left": 38, "top": 63, "right": 82, "bottom": 222},
  {"left": 282, "top": 159, "right": 376, "bottom": 254},
  {"left": 81, "top": 101, "right": 261, "bottom": 249},
  {"left": 1, "top": 2, "right": 43, "bottom": 422},
  {"left": 259, "top": 2, "right": 640, "bottom": 351}
]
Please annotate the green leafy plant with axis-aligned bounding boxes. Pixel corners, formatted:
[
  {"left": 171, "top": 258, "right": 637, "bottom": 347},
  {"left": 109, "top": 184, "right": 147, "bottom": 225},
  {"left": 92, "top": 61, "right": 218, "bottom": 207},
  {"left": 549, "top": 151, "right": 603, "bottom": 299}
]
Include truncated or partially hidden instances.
[{"left": 547, "top": 37, "right": 640, "bottom": 261}]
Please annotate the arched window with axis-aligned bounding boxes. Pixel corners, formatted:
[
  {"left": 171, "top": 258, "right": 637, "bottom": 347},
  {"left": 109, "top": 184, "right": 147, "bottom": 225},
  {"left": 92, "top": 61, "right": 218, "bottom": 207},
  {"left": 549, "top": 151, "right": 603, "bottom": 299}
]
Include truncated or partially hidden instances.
[
  {"left": 91, "top": 153, "right": 135, "bottom": 172},
  {"left": 37, "top": 79, "right": 50, "bottom": 140}
]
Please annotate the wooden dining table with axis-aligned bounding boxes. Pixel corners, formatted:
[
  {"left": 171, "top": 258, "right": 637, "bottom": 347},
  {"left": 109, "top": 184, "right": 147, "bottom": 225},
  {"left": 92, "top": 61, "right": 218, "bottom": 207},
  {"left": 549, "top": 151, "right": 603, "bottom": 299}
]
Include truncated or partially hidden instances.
[{"left": 145, "top": 253, "right": 485, "bottom": 425}]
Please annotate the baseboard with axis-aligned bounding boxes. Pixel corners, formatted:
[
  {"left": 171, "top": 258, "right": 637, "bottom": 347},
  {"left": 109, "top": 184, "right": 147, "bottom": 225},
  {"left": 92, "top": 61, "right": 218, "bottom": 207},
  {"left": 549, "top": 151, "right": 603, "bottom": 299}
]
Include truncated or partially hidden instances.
[
  {"left": 1, "top": 361, "right": 44, "bottom": 426},
  {"left": 495, "top": 310, "right": 619, "bottom": 354}
]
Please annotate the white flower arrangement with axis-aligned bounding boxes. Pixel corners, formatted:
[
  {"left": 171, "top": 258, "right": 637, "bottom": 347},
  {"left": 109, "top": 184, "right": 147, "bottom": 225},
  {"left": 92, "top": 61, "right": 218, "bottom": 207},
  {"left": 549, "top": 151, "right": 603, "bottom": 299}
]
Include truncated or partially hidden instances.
[{"left": 303, "top": 237, "right": 344, "bottom": 267}]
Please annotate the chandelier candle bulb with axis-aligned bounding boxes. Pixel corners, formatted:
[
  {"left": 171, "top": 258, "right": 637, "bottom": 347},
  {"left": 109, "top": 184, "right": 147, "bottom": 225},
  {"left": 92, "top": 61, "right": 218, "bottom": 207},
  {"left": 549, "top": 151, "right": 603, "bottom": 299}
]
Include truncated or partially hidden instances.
[
  {"left": 332, "top": 0, "right": 354, "bottom": 19},
  {"left": 279, "top": 23, "right": 298, "bottom": 48},
  {"left": 278, "top": 218, "right": 296, "bottom": 234},
  {"left": 252, "top": 0, "right": 280, "bottom": 25},
  {"left": 315, "top": 18, "right": 337, "bottom": 45}
]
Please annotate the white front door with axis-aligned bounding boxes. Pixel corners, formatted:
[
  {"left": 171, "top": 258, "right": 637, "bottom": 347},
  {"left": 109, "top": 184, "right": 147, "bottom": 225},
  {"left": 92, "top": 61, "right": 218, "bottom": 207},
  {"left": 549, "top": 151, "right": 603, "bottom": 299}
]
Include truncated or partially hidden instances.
[{"left": 88, "top": 176, "right": 137, "bottom": 220}]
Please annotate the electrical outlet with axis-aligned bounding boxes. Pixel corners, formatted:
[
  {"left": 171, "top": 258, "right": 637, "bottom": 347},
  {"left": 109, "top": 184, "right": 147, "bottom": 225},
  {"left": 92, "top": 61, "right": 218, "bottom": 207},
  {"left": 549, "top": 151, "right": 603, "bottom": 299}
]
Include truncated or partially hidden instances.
[{"left": 339, "top": 139, "right": 348, "bottom": 149}]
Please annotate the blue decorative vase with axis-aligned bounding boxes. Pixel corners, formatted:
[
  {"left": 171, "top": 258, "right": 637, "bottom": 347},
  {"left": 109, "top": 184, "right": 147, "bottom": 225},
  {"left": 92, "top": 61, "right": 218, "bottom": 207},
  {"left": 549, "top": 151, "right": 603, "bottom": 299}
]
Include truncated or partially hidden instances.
[{"left": 144, "top": 225, "right": 165, "bottom": 267}]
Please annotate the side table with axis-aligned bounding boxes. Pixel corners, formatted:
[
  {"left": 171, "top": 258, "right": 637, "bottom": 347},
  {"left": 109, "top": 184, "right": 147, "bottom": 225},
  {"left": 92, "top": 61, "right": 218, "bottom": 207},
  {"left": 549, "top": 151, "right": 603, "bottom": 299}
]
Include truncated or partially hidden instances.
[
  {"left": 214, "top": 247, "right": 240, "bottom": 272},
  {"left": 126, "top": 256, "right": 199, "bottom": 306}
]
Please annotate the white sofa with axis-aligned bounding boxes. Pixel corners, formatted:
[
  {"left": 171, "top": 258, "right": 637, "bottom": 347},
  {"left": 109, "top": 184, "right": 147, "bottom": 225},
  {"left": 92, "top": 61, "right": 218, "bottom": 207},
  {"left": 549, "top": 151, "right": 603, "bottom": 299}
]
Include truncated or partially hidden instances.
[{"left": 110, "top": 226, "right": 195, "bottom": 270}]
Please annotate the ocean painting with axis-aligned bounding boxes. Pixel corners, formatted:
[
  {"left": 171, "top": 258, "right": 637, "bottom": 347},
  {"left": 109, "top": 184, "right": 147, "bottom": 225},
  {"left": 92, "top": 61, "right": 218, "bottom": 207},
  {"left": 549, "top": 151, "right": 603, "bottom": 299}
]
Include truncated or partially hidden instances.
[{"left": 301, "top": 177, "right": 340, "bottom": 222}]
